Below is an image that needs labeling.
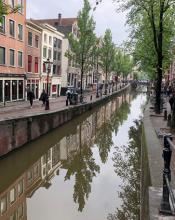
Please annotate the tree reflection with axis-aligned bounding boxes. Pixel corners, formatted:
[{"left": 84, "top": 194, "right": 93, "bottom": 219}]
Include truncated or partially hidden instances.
[
  {"left": 108, "top": 120, "right": 141, "bottom": 220},
  {"left": 111, "top": 101, "right": 131, "bottom": 134},
  {"left": 95, "top": 121, "right": 113, "bottom": 163},
  {"left": 62, "top": 132, "right": 100, "bottom": 211}
]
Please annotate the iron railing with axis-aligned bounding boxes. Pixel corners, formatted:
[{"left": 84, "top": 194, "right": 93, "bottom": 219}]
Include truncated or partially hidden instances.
[{"left": 160, "top": 134, "right": 175, "bottom": 215}]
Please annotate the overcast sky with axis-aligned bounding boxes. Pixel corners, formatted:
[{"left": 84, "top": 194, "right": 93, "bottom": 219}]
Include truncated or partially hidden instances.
[{"left": 27, "top": 0, "right": 129, "bottom": 46}]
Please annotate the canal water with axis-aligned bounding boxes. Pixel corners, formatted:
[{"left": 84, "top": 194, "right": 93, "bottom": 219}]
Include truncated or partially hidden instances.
[{"left": 0, "top": 90, "right": 147, "bottom": 220}]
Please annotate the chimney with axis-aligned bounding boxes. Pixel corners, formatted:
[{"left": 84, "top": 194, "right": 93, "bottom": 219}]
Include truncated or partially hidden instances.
[{"left": 58, "top": 13, "right": 62, "bottom": 26}]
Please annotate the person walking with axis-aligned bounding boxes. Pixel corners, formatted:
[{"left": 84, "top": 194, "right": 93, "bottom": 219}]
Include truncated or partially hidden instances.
[
  {"left": 27, "top": 90, "right": 35, "bottom": 108},
  {"left": 169, "top": 92, "right": 175, "bottom": 111},
  {"left": 39, "top": 89, "right": 47, "bottom": 106},
  {"left": 66, "top": 89, "right": 71, "bottom": 105}
]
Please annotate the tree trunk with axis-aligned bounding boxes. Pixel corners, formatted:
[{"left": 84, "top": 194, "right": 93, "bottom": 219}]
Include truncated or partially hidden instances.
[
  {"left": 80, "top": 60, "right": 84, "bottom": 103},
  {"left": 155, "top": 1, "right": 164, "bottom": 114}
]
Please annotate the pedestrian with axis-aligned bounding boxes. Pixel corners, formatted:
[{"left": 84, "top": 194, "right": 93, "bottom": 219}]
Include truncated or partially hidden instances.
[
  {"left": 66, "top": 89, "right": 71, "bottom": 105},
  {"left": 27, "top": 90, "right": 35, "bottom": 108},
  {"left": 39, "top": 89, "right": 47, "bottom": 106}
]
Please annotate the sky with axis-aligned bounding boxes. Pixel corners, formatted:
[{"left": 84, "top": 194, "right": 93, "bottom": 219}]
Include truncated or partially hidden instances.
[{"left": 27, "top": 0, "right": 129, "bottom": 46}]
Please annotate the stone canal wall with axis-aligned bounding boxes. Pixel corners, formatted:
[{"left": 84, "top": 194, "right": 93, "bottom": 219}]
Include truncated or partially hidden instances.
[{"left": 0, "top": 85, "right": 130, "bottom": 157}]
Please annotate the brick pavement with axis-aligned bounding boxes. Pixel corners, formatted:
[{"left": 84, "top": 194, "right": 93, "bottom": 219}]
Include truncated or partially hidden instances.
[
  {"left": 0, "top": 83, "right": 125, "bottom": 121},
  {"left": 0, "top": 90, "right": 103, "bottom": 121}
]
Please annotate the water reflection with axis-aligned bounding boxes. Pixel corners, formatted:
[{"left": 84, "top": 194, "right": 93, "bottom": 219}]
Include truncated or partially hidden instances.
[
  {"left": 108, "top": 120, "right": 142, "bottom": 220},
  {"left": 0, "top": 90, "right": 139, "bottom": 219}
]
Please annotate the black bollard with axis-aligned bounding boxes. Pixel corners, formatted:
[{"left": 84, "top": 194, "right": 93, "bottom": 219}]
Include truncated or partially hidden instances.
[
  {"left": 164, "top": 110, "right": 167, "bottom": 120},
  {"left": 66, "top": 99, "right": 68, "bottom": 106},
  {"left": 167, "top": 114, "right": 171, "bottom": 127},
  {"left": 90, "top": 95, "right": 92, "bottom": 101}
]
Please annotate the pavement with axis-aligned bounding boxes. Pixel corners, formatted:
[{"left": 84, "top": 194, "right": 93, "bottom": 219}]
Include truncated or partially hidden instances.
[
  {"left": 143, "top": 94, "right": 175, "bottom": 219},
  {"left": 0, "top": 84, "right": 125, "bottom": 121}
]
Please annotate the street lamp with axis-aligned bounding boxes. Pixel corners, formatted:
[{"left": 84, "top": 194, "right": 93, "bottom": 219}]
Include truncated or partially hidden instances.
[{"left": 44, "top": 58, "right": 53, "bottom": 110}]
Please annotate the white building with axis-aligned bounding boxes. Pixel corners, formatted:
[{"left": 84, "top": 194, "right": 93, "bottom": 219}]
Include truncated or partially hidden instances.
[{"left": 32, "top": 21, "right": 65, "bottom": 97}]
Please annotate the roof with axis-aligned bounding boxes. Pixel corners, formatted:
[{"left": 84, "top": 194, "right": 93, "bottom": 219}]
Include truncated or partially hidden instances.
[
  {"left": 32, "top": 18, "right": 77, "bottom": 36},
  {"left": 33, "top": 18, "right": 77, "bottom": 26}
]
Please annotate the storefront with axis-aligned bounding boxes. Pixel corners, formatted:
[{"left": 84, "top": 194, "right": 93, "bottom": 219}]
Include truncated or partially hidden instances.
[
  {"left": 0, "top": 75, "right": 25, "bottom": 104},
  {"left": 27, "top": 78, "right": 39, "bottom": 99}
]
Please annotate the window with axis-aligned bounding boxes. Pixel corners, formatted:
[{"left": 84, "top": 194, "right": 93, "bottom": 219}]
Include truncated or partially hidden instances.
[
  {"left": 53, "top": 64, "right": 56, "bottom": 74},
  {"left": 18, "top": 24, "right": 23, "bottom": 40},
  {"left": 35, "top": 35, "right": 39, "bottom": 48},
  {"left": 12, "top": 80, "right": 17, "bottom": 100},
  {"left": 18, "top": 51, "right": 23, "bottom": 67},
  {"left": 18, "top": 180, "right": 23, "bottom": 196},
  {"left": 57, "top": 65, "right": 61, "bottom": 75},
  {"left": 9, "top": 0, "right": 15, "bottom": 8},
  {"left": 4, "top": 80, "right": 10, "bottom": 101},
  {"left": 48, "top": 48, "right": 52, "bottom": 59},
  {"left": 43, "top": 63, "right": 46, "bottom": 73},
  {"left": 9, "top": 20, "right": 15, "bottom": 37},
  {"left": 53, "top": 51, "right": 57, "bottom": 60},
  {"left": 44, "top": 33, "right": 47, "bottom": 43},
  {"left": 0, "top": 81, "right": 2, "bottom": 102},
  {"left": 53, "top": 37, "right": 57, "bottom": 47},
  {"left": 57, "top": 52, "right": 61, "bottom": 61},
  {"left": 18, "top": 80, "right": 23, "bottom": 99},
  {"left": 28, "top": 55, "right": 32, "bottom": 72},
  {"left": 0, "top": 16, "right": 5, "bottom": 34},
  {"left": 18, "top": 203, "right": 24, "bottom": 218},
  {"left": 43, "top": 47, "right": 47, "bottom": 58},
  {"left": 35, "top": 57, "right": 38, "bottom": 73},
  {"left": 0, "top": 196, "right": 7, "bottom": 214},
  {"left": 10, "top": 49, "right": 15, "bottom": 66},
  {"left": 17, "top": 0, "right": 23, "bottom": 13},
  {"left": 49, "top": 36, "right": 52, "bottom": 45},
  {"left": 10, "top": 188, "right": 16, "bottom": 204},
  {"left": 0, "top": 47, "right": 5, "bottom": 65},
  {"left": 58, "top": 39, "right": 62, "bottom": 48},
  {"left": 28, "top": 32, "right": 32, "bottom": 46}
]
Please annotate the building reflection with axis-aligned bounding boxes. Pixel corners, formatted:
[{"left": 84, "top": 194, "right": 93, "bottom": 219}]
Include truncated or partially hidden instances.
[{"left": 0, "top": 92, "right": 133, "bottom": 218}]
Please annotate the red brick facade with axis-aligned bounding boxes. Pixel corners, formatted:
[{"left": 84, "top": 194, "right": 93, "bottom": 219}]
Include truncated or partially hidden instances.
[
  {"left": 0, "top": 0, "right": 26, "bottom": 103},
  {"left": 25, "top": 21, "right": 42, "bottom": 99}
]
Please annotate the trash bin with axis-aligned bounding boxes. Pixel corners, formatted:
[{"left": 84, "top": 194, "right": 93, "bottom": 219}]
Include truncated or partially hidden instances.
[{"left": 71, "top": 93, "right": 78, "bottom": 105}]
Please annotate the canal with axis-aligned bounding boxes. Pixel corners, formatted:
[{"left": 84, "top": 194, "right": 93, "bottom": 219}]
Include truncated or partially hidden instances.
[{"left": 0, "top": 89, "right": 147, "bottom": 220}]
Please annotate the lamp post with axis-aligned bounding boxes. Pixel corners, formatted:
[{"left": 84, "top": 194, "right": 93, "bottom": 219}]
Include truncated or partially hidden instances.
[{"left": 44, "top": 58, "right": 53, "bottom": 110}]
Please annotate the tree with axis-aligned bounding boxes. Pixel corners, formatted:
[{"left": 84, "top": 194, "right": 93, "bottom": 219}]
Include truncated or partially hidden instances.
[
  {"left": 65, "top": 0, "right": 96, "bottom": 102},
  {"left": 99, "top": 29, "right": 115, "bottom": 94},
  {"left": 115, "top": 0, "right": 175, "bottom": 113},
  {"left": 0, "top": 0, "right": 20, "bottom": 21},
  {"left": 113, "top": 48, "right": 133, "bottom": 82}
]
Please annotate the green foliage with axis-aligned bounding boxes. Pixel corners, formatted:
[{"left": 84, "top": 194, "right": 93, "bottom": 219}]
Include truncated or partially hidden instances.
[
  {"left": 113, "top": 48, "right": 133, "bottom": 79},
  {"left": 99, "top": 29, "right": 115, "bottom": 81},
  {"left": 0, "top": 0, "right": 20, "bottom": 22},
  {"left": 65, "top": 0, "right": 96, "bottom": 94}
]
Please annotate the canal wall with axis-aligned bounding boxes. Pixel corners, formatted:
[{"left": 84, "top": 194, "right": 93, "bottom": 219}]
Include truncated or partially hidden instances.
[{"left": 0, "top": 85, "right": 130, "bottom": 157}]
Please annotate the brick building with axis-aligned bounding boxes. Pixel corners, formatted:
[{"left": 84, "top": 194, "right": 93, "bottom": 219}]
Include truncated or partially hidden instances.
[
  {"left": 0, "top": 0, "right": 26, "bottom": 104},
  {"left": 25, "top": 20, "right": 42, "bottom": 99}
]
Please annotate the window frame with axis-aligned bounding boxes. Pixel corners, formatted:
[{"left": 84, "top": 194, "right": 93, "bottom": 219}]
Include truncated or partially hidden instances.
[
  {"left": 28, "top": 55, "right": 32, "bottom": 72},
  {"left": 9, "top": 49, "right": 15, "bottom": 66},
  {"left": 28, "top": 31, "right": 33, "bottom": 46},
  {"left": 0, "top": 16, "right": 5, "bottom": 34},
  {"left": 18, "top": 24, "right": 23, "bottom": 41},
  {"left": 0, "top": 47, "right": 5, "bottom": 65},
  {"left": 9, "top": 19, "right": 15, "bottom": 38},
  {"left": 18, "top": 51, "right": 23, "bottom": 67}
]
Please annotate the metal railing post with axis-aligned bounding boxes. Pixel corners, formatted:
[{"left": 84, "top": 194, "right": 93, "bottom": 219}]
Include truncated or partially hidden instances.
[{"left": 160, "top": 135, "right": 173, "bottom": 215}]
